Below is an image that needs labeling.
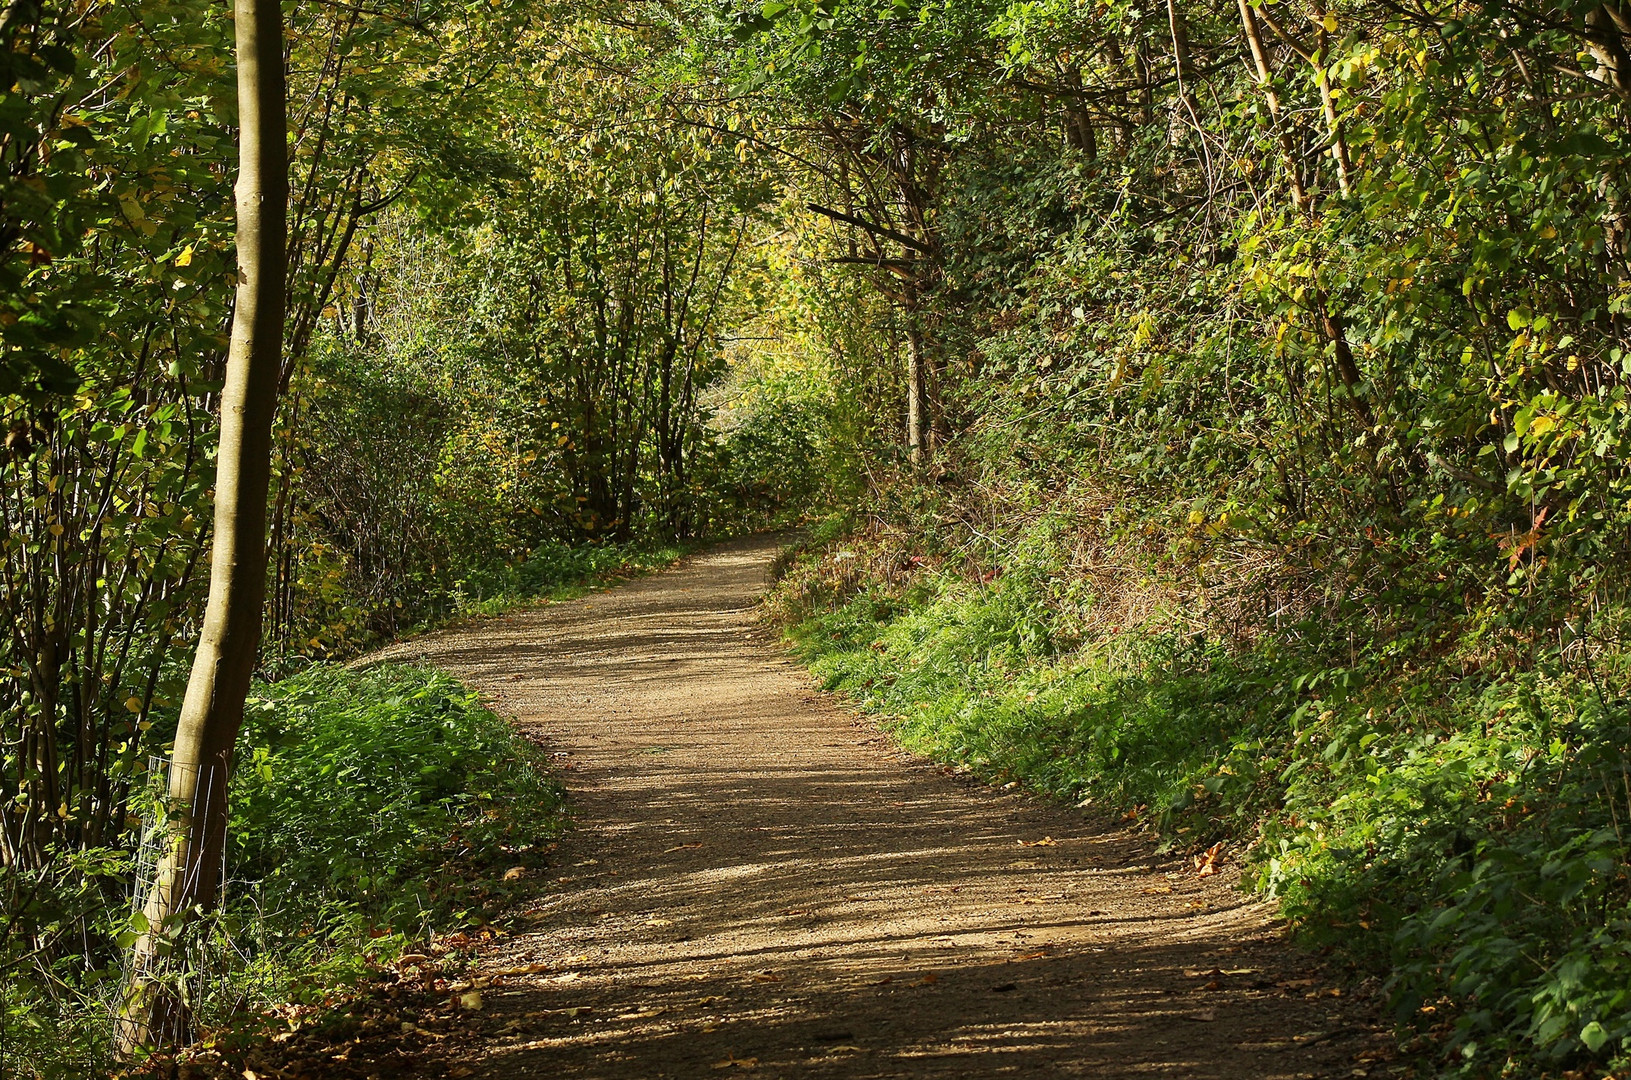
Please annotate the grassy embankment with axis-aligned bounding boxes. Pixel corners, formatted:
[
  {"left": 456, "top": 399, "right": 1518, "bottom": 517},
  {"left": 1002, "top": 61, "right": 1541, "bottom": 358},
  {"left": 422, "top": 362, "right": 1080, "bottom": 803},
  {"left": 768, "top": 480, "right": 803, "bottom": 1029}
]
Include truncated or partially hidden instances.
[{"left": 770, "top": 513, "right": 1631, "bottom": 1079}]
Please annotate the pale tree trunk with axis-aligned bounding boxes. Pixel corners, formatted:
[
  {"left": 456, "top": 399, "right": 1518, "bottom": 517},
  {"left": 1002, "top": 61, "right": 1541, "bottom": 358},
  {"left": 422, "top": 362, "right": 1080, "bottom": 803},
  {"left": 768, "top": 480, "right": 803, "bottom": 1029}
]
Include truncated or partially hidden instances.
[
  {"left": 1237, "top": 0, "right": 1309, "bottom": 209},
  {"left": 1312, "top": 5, "right": 1353, "bottom": 195},
  {"left": 1254, "top": 0, "right": 1353, "bottom": 195},
  {"left": 1238, "top": 0, "right": 1368, "bottom": 416},
  {"left": 905, "top": 277, "right": 927, "bottom": 466},
  {"left": 118, "top": 0, "right": 286, "bottom": 1051}
]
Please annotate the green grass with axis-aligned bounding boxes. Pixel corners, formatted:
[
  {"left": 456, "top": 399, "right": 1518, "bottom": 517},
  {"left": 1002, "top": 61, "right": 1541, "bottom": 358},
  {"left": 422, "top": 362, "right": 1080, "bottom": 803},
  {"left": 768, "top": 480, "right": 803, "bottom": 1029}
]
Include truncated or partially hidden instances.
[
  {"left": 775, "top": 530, "right": 1631, "bottom": 1079},
  {"left": 2, "top": 663, "right": 565, "bottom": 1080},
  {"left": 449, "top": 538, "right": 695, "bottom": 618}
]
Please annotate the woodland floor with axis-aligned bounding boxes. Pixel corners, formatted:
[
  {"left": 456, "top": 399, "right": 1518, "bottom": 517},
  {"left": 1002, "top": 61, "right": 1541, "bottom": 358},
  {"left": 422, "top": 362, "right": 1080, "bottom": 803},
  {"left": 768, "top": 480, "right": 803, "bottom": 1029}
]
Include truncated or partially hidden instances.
[{"left": 361, "top": 534, "right": 1403, "bottom": 1079}]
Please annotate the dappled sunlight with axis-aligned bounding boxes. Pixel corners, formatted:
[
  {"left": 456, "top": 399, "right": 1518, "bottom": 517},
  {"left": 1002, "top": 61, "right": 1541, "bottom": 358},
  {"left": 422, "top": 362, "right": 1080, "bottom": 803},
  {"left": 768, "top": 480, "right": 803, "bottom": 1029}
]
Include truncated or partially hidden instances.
[{"left": 388, "top": 536, "right": 1384, "bottom": 1079}]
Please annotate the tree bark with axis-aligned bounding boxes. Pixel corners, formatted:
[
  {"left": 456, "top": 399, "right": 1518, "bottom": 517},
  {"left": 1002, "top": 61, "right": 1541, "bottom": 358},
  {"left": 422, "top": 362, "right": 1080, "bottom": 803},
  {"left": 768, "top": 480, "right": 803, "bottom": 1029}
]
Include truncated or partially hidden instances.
[
  {"left": 1237, "top": 0, "right": 1309, "bottom": 209},
  {"left": 905, "top": 277, "right": 927, "bottom": 466},
  {"left": 118, "top": 0, "right": 286, "bottom": 1051},
  {"left": 1166, "top": 0, "right": 1203, "bottom": 143},
  {"left": 1312, "top": 5, "right": 1353, "bottom": 195},
  {"left": 1063, "top": 65, "right": 1098, "bottom": 159}
]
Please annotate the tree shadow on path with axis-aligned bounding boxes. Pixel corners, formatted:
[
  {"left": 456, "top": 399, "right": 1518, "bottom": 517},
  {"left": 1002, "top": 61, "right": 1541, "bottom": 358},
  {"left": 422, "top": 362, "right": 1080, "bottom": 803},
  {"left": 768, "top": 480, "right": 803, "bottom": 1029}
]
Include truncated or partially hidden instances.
[{"left": 367, "top": 536, "right": 1400, "bottom": 1080}]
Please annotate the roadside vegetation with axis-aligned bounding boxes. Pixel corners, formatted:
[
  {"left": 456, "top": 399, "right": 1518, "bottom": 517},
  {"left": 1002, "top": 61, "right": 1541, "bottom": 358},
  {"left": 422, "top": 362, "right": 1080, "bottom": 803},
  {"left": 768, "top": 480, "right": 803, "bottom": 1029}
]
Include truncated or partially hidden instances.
[
  {"left": 3, "top": 0, "right": 1629, "bottom": 1072},
  {"left": 4, "top": 663, "right": 563, "bottom": 1075}
]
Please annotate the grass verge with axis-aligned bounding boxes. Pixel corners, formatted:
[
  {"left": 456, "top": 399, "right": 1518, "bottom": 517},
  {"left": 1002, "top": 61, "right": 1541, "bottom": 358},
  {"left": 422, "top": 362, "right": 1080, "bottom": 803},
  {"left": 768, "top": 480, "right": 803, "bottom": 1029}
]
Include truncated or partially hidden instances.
[
  {"left": 4, "top": 663, "right": 564, "bottom": 1080},
  {"left": 771, "top": 517, "right": 1631, "bottom": 1079}
]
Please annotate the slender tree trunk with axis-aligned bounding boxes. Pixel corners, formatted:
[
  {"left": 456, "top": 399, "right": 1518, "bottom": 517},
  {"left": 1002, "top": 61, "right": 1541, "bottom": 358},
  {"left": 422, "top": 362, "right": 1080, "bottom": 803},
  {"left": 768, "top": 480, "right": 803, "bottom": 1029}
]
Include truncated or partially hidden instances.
[
  {"left": 1312, "top": 3, "right": 1353, "bottom": 195},
  {"left": 1062, "top": 65, "right": 1098, "bottom": 159},
  {"left": 1103, "top": 38, "right": 1134, "bottom": 153},
  {"left": 1166, "top": 0, "right": 1202, "bottom": 141},
  {"left": 1237, "top": 0, "right": 1309, "bottom": 209},
  {"left": 1238, "top": 0, "right": 1367, "bottom": 416},
  {"left": 905, "top": 277, "right": 927, "bottom": 466},
  {"left": 118, "top": 0, "right": 286, "bottom": 1051}
]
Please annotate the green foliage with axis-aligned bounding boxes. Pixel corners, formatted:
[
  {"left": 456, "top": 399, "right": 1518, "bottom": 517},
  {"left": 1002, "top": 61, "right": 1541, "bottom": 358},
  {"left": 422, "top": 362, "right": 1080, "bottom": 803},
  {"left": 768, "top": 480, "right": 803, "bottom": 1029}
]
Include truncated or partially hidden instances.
[
  {"left": 1, "top": 663, "right": 565, "bottom": 1079},
  {"left": 231, "top": 664, "right": 565, "bottom": 946},
  {"left": 773, "top": 507, "right": 1631, "bottom": 1077}
]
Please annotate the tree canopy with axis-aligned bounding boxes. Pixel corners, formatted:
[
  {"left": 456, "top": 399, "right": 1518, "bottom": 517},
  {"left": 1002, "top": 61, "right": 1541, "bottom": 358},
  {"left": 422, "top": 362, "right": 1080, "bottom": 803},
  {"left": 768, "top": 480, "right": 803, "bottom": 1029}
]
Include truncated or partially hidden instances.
[{"left": 3, "top": 0, "right": 1631, "bottom": 1072}]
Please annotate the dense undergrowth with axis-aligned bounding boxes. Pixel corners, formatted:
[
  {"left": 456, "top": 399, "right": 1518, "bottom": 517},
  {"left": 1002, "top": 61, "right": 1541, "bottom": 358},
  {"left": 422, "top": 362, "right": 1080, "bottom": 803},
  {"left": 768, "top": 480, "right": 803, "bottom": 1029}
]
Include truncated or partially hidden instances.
[
  {"left": 399, "top": 538, "right": 697, "bottom": 627},
  {"left": 1, "top": 663, "right": 564, "bottom": 1080},
  {"left": 771, "top": 508, "right": 1631, "bottom": 1079}
]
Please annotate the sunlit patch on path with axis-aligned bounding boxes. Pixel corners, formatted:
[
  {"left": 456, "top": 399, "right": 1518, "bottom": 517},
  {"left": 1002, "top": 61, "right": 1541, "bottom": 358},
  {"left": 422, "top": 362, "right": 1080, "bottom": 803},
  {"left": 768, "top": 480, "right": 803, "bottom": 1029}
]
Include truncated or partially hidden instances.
[{"left": 370, "top": 536, "right": 1390, "bottom": 1079}]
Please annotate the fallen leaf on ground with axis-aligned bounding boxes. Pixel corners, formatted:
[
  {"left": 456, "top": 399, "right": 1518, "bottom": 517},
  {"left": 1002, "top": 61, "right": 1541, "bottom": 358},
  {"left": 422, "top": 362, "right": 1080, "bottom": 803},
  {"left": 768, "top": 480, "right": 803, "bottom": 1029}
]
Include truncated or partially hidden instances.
[
  {"left": 504, "top": 866, "right": 527, "bottom": 880},
  {"left": 646, "top": 918, "right": 673, "bottom": 927},
  {"left": 1018, "top": 836, "right": 1058, "bottom": 847},
  {"left": 457, "top": 990, "right": 483, "bottom": 1010},
  {"left": 712, "top": 1056, "right": 758, "bottom": 1069},
  {"left": 1186, "top": 1009, "right": 1217, "bottom": 1022},
  {"left": 912, "top": 973, "right": 939, "bottom": 986},
  {"left": 525, "top": 1005, "right": 593, "bottom": 1018},
  {"left": 1143, "top": 886, "right": 1173, "bottom": 894},
  {"left": 487, "top": 962, "right": 550, "bottom": 977},
  {"left": 1195, "top": 841, "right": 1226, "bottom": 876}
]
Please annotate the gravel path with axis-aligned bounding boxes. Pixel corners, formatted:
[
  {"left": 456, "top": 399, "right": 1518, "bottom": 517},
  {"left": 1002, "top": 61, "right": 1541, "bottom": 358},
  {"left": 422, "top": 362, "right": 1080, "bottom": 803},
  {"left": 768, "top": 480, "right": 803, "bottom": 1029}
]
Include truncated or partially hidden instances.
[{"left": 367, "top": 535, "right": 1393, "bottom": 1079}]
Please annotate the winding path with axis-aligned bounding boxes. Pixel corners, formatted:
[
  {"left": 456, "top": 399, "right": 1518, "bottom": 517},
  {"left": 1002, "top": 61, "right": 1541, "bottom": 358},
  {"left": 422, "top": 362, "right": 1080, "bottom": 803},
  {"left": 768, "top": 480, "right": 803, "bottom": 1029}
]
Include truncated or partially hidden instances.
[{"left": 369, "top": 535, "right": 1390, "bottom": 1079}]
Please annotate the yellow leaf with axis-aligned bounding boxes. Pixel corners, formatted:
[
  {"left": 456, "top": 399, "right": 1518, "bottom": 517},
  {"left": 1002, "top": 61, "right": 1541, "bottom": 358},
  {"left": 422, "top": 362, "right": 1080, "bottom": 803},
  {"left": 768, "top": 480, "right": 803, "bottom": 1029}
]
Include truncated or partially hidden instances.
[
  {"left": 1322, "top": 12, "right": 1337, "bottom": 32},
  {"left": 174, "top": 244, "right": 194, "bottom": 267},
  {"left": 124, "top": 696, "right": 143, "bottom": 713}
]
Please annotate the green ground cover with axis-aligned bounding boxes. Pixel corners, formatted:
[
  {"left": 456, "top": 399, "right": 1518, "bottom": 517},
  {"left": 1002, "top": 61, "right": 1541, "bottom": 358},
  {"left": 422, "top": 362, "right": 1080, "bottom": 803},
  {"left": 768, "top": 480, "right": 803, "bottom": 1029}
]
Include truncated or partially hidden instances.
[
  {"left": 2, "top": 663, "right": 565, "bottom": 1080},
  {"left": 772, "top": 516, "right": 1631, "bottom": 1079}
]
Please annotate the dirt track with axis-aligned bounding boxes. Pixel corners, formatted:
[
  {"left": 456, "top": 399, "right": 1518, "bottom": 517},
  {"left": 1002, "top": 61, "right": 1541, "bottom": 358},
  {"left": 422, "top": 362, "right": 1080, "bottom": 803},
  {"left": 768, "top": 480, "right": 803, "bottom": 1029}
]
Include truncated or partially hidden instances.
[{"left": 367, "top": 535, "right": 1395, "bottom": 1079}]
